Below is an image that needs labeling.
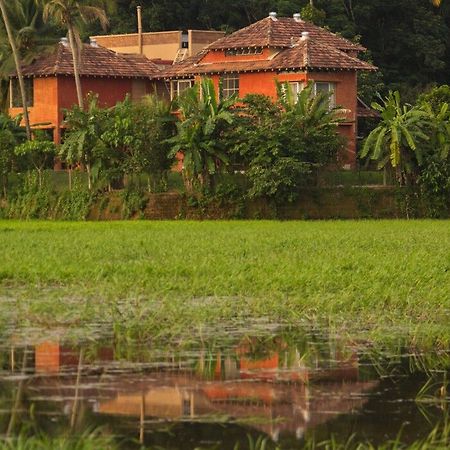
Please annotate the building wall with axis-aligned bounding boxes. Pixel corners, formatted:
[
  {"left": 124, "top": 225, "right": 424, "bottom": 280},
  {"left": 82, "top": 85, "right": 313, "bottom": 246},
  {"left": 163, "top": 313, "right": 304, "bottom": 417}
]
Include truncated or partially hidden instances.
[
  {"left": 94, "top": 31, "right": 182, "bottom": 60},
  {"left": 188, "top": 31, "right": 228, "bottom": 56},
  {"left": 10, "top": 76, "right": 160, "bottom": 145},
  {"left": 9, "top": 77, "right": 59, "bottom": 136},
  {"left": 93, "top": 30, "right": 225, "bottom": 61},
  {"left": 307, "top": 71, "right": 357, "bottom": 167}
]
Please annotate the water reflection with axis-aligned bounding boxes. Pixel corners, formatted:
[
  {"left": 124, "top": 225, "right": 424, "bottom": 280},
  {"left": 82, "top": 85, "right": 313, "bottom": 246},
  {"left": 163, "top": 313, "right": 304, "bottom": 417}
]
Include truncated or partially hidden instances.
[{"left": 0, "top": 330, "right": 448, "bottom": 449}]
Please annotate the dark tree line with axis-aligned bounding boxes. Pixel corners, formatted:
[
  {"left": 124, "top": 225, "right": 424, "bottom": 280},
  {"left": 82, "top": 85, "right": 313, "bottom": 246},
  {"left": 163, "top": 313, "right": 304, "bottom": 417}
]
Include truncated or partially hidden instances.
[{"left": 87, "top": 0, "right": 450, "bottom": 102}]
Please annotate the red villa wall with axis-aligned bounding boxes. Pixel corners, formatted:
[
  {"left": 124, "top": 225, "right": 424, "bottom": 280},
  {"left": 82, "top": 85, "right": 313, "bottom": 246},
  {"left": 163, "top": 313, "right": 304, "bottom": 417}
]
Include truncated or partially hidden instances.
[{"left": 9, "top": 76, "right": 155, "bottom": 146}]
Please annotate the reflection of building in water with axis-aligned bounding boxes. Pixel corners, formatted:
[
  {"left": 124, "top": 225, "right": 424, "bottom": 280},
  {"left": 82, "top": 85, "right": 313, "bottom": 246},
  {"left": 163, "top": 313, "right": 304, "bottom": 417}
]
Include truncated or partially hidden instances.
[{"left": 17, "top": 339, "right": 377, "bottom": 443}]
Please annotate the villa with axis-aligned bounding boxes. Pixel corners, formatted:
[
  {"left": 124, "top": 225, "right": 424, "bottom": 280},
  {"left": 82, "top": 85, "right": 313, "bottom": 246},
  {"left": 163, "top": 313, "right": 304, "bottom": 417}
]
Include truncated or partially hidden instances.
[
  {"left": 9, "top": 12, "right": 376, "bottom": 167},
  {"left": 159, "top": 12, "right": 376, "bottom": 168}
]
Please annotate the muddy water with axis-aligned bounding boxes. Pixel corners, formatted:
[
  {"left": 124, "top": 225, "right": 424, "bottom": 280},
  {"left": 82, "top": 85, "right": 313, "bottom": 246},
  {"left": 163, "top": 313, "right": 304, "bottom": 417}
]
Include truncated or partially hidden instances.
[{"left": 0, "top": 326, "right": 448, "bottom": 449}]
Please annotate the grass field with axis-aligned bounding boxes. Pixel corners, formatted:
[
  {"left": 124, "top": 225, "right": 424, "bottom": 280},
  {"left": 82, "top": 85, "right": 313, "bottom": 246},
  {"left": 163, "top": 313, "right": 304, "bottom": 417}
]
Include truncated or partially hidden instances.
[{"left": 0, "top": 220, "right": 449, "bottom": 345}]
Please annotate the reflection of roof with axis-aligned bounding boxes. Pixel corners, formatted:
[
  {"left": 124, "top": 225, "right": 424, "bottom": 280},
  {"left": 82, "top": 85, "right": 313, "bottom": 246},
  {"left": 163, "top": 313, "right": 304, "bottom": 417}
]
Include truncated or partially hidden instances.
[
  {"left": 15, "top": 43, "right": 161, "bottom": 78},
  {"left": 208, "top": 17, "right": 365, "bottom": 52}
]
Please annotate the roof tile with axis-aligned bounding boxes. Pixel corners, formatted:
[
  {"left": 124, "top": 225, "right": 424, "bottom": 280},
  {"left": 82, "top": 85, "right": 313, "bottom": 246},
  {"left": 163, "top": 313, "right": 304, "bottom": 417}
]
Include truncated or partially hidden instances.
[
  {"left": 16, "top": 43, "right": 160, "bottom": 78},
  {"left": 208, "top": 17, "right": 365, "bottom": 52}
]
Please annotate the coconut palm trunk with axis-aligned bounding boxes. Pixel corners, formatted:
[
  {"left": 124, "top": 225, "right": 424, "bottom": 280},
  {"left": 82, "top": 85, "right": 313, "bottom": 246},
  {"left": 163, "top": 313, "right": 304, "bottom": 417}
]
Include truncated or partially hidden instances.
[
  {"left": 67, "top": 25, "right": 84, "bottom": 108},
  {"left": 0, "top": 0, "right": 32, "bottom": 140}
]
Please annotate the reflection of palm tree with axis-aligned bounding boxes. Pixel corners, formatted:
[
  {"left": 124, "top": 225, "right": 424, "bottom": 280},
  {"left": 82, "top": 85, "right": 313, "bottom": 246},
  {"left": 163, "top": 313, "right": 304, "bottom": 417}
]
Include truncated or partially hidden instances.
[
  {"left": 70, "top": 348, "right": 84, "bottom": 430},
  {"left": 6, "top": 347, "right": 28, "bottom": 437}
]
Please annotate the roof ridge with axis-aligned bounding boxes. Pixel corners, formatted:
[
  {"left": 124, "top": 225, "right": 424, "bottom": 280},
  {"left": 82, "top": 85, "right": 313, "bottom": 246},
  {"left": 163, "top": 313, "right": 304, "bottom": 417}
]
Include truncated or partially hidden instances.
[{"left": 54, "top": 43, "right": 65, "bottom": 74}]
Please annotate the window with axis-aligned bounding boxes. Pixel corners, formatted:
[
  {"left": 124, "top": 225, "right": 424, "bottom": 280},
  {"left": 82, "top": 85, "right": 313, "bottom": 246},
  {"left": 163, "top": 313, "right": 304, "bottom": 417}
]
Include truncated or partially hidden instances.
[
  {"left": 221, "top": 73, "right": 239, "bottom": 99},
  {"left": 10, "top": 78, "right": 34, "bottom": 108},
  {"left": 289, "top": 82, "right": 304, "bottom": 98},
  {"left": 279, "top": 81, "right": 305, "bottom": 103},
  {"left": 314, "top": 82, "right": 336, "bottom": 109},
  {"left": 171, "top": 79, "right": 194, "bottom": 100},
  {"left": 225, "top": 47, "right": 263, "bottom": 56}
]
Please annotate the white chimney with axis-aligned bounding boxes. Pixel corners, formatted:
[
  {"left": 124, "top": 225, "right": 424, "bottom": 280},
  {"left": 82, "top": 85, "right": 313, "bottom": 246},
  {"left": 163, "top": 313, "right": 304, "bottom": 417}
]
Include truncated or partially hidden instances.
[
  {"left": 90, "top": 37, "right": 98, "bottom": 47},
  {"left": 60, "top": 37, "right": 69, "bottom": 47},
  {"left": 269, "top": 12, "right": 277, "bottom": 20},
  {"left": 293, "top": 13, "right": 302, "bottom": 22},
  {"left": 301, "top": 31, "right": 310, "bottom": 41}
]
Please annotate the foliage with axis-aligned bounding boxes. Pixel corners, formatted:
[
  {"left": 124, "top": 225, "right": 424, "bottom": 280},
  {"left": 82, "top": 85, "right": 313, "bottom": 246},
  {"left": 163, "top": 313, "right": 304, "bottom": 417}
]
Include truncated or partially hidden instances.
[
  {"left": 300, "top": 4, "right": 326, "bottom": 26},
  {"left": 101, "top": 95, "right": 175, "bottom": 191},
  {"left": 169, "top": 78, "right": 235, "bottom": 192},
  {"left": 361, "top": 91, "right": 431, "bottom": 185},
  {"left": 6, "top": 171, "right": 53, "bottom": 219},
  {"left": 14, "top": 130, "right": 56, "bottom": 186},
  {"left": 0, "top": 113, "right": 25, "bottom": 197},
  {"left": 418, "top": 84, "right": 450, "bottom": 115},
  {"left": 53, "top": 181, "right": 93, "bottom": 220},
  {"left": 0, "top": 429, "right": 117, "bottom": 450},
  {"left": 234, "top": 83, "right": 344, "bottom": 203},
  {"left": 120, "top": 186, "right": 147, "bottom": 219},
  {"left": 60, "top": 94, "right": 107, "bottom": 190}
]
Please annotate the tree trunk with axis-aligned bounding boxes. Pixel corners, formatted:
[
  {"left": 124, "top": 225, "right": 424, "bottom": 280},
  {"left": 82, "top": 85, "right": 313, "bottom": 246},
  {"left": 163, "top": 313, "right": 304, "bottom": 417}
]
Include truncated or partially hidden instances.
[
  {"left": 68, "top": 165, "right": 72, "bottom": 191},
  {"left": 0, "top": 0, "right": 32, "bottom": 140},
  {"left": 86, "top": 162, "right": 92, "bottom": 190},
  {"left": 68, "top": 26, "right": 84, "bottom": 108}
]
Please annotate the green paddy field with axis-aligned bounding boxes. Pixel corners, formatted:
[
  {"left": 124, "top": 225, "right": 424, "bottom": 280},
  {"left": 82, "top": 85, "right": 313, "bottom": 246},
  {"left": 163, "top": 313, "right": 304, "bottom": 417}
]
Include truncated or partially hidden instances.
[{"left": 0, "top": 220, "right": 449, "bottom": 345}]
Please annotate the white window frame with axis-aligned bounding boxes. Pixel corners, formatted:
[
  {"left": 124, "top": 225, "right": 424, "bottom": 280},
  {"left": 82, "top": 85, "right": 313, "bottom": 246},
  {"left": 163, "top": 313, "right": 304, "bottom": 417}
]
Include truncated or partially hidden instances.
[
  {"left": 279, "top": 81, "right": 305, "bottom": 103},
  {"left": 221, "top": 73, "right": 239, "bottom": 99},
  {"left": 171, "top": 79, "right": 194, "bottom": 100},
  {"left": 313, "top": 82, "right": 336, "bottom": 109}
]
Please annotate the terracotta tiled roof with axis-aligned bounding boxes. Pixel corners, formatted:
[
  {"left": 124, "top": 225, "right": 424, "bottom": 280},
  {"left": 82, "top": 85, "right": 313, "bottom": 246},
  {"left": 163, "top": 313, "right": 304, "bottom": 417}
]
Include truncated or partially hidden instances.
[
  {"left": 14, "top": 43, "right": 160, "bottom": 78},
  {"left": 156, "top": 37, "right": 376, "bottom": 79},
  {"left": 208, "top": 16, "right": 365, "bottom": 52},
  {"left": 357, "top": 97, "right": 380, "bottom": 118}
]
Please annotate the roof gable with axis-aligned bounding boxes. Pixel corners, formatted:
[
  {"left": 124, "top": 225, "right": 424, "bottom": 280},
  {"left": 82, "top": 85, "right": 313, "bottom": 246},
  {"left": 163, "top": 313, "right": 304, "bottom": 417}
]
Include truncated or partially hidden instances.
[
  {"left": 16, "top": 43, "right": 161, "bottom": 79},
  {"left": 208, "top": 17, "right": 365, "bottom": 53},
  {"left": 157, "top": 36, "right": 375, "bottom": 78}
]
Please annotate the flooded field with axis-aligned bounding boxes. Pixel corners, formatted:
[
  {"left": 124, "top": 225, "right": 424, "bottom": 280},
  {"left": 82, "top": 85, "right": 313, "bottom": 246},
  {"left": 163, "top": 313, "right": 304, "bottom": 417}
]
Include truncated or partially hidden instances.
[{"left": 0, "top": 324, "right": 448, "bottom": 449}]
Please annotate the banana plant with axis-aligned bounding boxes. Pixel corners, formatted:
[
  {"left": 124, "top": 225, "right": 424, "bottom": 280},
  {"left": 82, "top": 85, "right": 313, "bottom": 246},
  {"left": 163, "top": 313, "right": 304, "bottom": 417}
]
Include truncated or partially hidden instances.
[
  {"left": 169, "top": 78, "right": 236, "bottom": 192},
  {"left": 360, "top": 91, "right": 431, "bottom": 185}
]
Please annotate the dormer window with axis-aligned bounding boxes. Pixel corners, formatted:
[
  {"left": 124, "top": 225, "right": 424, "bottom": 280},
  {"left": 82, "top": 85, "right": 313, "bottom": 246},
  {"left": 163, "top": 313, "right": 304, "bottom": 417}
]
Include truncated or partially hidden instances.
[{"left": 225, "top": 47, "right": 263, "bottom": 56}]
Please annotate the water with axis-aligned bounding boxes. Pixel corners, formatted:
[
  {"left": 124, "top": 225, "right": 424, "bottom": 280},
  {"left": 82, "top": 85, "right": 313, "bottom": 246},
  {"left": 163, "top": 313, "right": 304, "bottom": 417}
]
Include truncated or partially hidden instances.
[{"left": 0, "top": 325, "right": 448, "bottom": 449}]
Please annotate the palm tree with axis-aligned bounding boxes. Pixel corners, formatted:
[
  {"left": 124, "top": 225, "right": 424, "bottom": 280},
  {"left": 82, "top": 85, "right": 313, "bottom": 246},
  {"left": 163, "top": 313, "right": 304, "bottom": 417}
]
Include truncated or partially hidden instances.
[
  {"left": 360, "top": 91, "right": 431, "bottom": 185},
  {"left": 169, "top": 78, "right": 236, "bottom": 192},
  {"left": 39, "top": 0, "right": 110, "bottom": 109},
  {"left": 0, "top": 0, "right": 31, "bottom": 139}
]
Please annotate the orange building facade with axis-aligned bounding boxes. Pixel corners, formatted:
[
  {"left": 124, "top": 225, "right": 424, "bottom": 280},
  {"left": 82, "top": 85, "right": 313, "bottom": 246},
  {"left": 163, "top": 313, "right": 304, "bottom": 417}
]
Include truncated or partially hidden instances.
[
  {"left": 161, "top": 13, "right": 375, "bottom": 168},
  {"left": 9, "top": 76, "right": 156, "bottom": 144},
  {"left": 9, "top": 41, "right": 163, "bottom": 144}
]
